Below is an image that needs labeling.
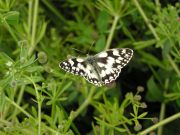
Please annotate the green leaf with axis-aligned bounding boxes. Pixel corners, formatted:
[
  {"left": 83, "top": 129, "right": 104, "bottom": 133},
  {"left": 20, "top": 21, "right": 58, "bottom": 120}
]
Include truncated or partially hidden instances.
[
  {"left": 36, "top": 21, "right": 48, "bottom": 44},
  {"left": 3, "top": 11, "right": 19, "bottom": 25},
  {"left": 146, "top": 76, "right": 163, "bottom": 102},
  {"left": 31, "top": 106, "right": 37, "bottom": 117},
  {"left": 138, "top": 112, "right": 148, "bottom": 118},
  {"left": 94, "top": 117, "right": 126, "bottom": 132},
  {"left": 133, "top": 39, "right": 157, "bottom": 49},
  {"left": 96, "top": 11, "right": 109, "bottom": 34},
  {"left": 0, "top": 75, "right": 12, "bottom": 89},
  {"left": 95, "top": 35, "right": 106, "bottom": 52},
  {"left": 0, "top": 52, "right": 14, "bottom": 64},
  {"left": 0, "top": 90, "right": 6, "bottom": 112},
  {"left": 140, "top": 51, "right": 167, "bottom": 69}
]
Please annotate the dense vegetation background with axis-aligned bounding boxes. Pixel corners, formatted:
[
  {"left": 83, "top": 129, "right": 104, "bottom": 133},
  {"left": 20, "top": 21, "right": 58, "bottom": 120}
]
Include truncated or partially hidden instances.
[{"left": 0, "top": 0, "right": 180, "bottom": 135}]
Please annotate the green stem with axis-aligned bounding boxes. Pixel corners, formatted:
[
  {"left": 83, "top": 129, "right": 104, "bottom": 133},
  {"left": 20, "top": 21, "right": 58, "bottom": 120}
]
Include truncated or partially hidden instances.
[
  {"left": 64, "top": 87, "right": 96, "bottom": 132},
  {"left": 5, "top": 96, "right": 33, "bottom": 118},
  {"left": 123, "top": 123, "right": 132, "bottom": 135},
  {"left": 38, "top": 98, "right": 42, "bottom": 135},
  {"left": 105, "top": 15, "right": 119, "bottom": 50},
  {"left": 157, "top": 79, "right": 169, "bottom": 135},
  {"left": 28, "top": 0, "right": 33, "bottom": 35},
  {"left": 138, "top": 113, "right": 180, "bottom": 135},
  {"left": 10, "top": 85, "right": 25, "bottom": 120},
  {"left": 157, "top": 103, "right": 166, "bottom": 135},
  {"left": 132, "top": 0, "right": 160, "bottom": 41},
  {"left": 5, "top": 96, "right": 59, "bottom": 134},
  {"left": 25, "top": 75, "right": 41, "bottom": 135},
  {"left": 4, "top": 20, "right": 19, "bottom": 43},
  {"left": 167, "top": 54, "right": 180, "bottom": 77},
  {"left": 28, "top": 0, "right": 39, "bottom": 56}
]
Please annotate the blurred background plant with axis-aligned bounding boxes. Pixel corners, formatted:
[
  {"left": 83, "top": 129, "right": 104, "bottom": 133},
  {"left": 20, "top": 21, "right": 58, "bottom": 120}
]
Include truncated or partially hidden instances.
[{"left": 0, "top": 0, "right": 179, "bottom": 135}]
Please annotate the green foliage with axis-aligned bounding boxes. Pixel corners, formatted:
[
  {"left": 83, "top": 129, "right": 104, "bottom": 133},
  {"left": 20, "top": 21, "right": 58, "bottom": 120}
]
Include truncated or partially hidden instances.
[
  {"left": 93, "top": 92, "right": 148, "bottom": 134},
  {"left": 0, "top": 0, "right": 180, "bottom": 135}
]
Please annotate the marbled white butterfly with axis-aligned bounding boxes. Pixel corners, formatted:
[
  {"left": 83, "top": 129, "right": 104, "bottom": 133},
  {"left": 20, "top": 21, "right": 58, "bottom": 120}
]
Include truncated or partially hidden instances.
[{"left": 59, "top": 48, "right": 133, "bottom": 86}]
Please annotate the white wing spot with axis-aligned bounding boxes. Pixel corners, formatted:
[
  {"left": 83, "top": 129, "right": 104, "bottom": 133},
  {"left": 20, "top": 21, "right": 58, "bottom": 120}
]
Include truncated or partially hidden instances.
[
  {"left": 98, "top": 52, "right": 108, "bottom": 57},
  {"left": 77, "top": 58, "right": 84, "bottom": 62},
  {"left": 76, "top": 68, "right": 79, "bottom": 72},
  {"left": 101, "top": 70, "right": 106, "bottom": 77},
  {"left": 107, "top": 57, "right": 115, "bottom": 66},
  {"left": 117, "top": 65, "right": 121, "bottom": 69},
  {"left": 115, "top": 59, "right": 121, "bottom": 63},
  {"left": 122, "top": 49, "right": 126, "bottom": 54},
  {"left": 113, "top": 50, "right": 120, "bottom": 56},
  {"left": 97, "top": 62, "right": 105, "bottom": 67},
  {"left": 80, "top": 72, "right": 83, "bottom": 75},
  {"left": 77, "top": 63, "right": 83, "bottom": 69},
  {"left": 105, "top": 79, "right": 109, "bottom": 83},
  {"left": 68, "top": 59, "right": 74, "bottom": 65},
  {"left": 118, "top": 56, "right": 123, "bottom": 60},
  {"left": 125, "top": 54, "right": 130, "bottom": 58},
  {"left": 109, "top": 76, "right": 113, "bottom": 80},
  {"left": 105, "top": 69, "right": 111, "bottom": 74}
]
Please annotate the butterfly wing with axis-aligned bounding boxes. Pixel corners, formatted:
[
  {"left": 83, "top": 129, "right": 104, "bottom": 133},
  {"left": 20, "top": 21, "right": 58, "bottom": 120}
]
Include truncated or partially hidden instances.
[
  {"left": 59, "top": 57, "right": 102, "bottom": 86},
  {"left": 94, "top": 48, "right": 133, "bottom": 85},
  {"left": 59, "top": 58, "right": 87, "bottom": 76},
  {"left": 81, "top": 62, "right": 102, "bottom": 86},
  {"left": 59, "top": 48, "right": 133, "bottom": 87}
]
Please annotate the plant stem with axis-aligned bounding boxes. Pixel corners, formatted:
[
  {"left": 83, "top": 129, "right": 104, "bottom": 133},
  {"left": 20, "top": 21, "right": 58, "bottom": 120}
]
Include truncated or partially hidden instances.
[
  {"left": 24, "top": 75, "right": 41, "bottom": 135},
  {"left": 5, "top": 96, "right": 59, "bottom": 134},
  {"left": 157, "top": 79, "right": 169, "bottom": 135},
  {"left": 31, "top": 78, "right": 41, "bottom": 135},
  {"left": 138, "top": 113, "right": 180, "bottom": 135},
  {"left": 4, "top": 20, "right": 19, "bottom": 43},
  {"left": 132, "top": 0, "right": 160, "bottom": 41},
  {"left": 64, "top": 87, "right": 96, "bottom": 132},
  {"left": 28, "top": 0, "right": 33, "bottom": 35},
  {"left": 28, "top": 0, "right": 39, "bottom": 56},
  {"left": 105, "top": 15, "right": 119, "bottom": 50},
  {"left": 167, "top": 54, "right": 180, "bottom": 77},
  {"left": 157, "top": 103, "right": 166, "bottom": 135},
  {"left": 10, "top": 85, "right": 25, "bottom": 119},
  {"left": 5, "top": 96, "right": 33, "bottom": 118},
  {"left": 123, "top": 123, "right": 132, "bottom": 135}
]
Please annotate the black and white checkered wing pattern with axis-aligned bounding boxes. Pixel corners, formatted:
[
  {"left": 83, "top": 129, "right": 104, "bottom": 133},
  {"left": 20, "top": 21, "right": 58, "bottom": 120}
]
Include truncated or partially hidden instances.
[
  {"left": 59, "top": 58, "right": 87, "bottom": 76},
  {"left": 94, "top": 48, "right": 133, "bottom": 85},
  {"left": 59, "top": 57, "right": 101, "bottom": 86},
  {"left": 59, "top": 48, "right": 133, "bottom": 87}
]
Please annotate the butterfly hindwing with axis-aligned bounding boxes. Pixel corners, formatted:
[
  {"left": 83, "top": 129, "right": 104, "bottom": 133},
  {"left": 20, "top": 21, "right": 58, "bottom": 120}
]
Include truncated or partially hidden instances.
[{"left": 81, "top": 63, "right": 102, "bottom": 86}]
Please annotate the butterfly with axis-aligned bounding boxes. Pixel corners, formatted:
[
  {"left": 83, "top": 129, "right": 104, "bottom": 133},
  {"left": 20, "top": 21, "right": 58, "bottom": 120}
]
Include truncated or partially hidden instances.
[{"left": 59, "top": 48, "right": 133, "bottom": 87}]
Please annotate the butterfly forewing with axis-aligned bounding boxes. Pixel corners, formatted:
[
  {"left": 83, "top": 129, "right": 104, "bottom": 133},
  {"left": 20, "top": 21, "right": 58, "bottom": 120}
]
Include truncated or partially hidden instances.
[
  {"left": 59, "top": 58, "right": 87, "bottom": 76},
  {"left": 59, "top": 48, "right": 133, "bottom": 86},
  {"left": 94, "top": 48, "right": 133, "bottom": 85}
]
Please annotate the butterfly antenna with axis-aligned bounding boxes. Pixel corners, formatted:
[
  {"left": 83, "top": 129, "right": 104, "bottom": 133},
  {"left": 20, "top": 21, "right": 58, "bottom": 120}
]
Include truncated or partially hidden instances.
[
  {"left": 71, "top": 48, "right": 86, "bottom": 55},
  {"left": 87, "top": 41, "right": 95, "bottom": 55}
]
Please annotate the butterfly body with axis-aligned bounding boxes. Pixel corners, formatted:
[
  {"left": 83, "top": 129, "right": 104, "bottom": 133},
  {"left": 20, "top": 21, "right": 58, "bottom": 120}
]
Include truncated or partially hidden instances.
[{"left": 59, "top": 48, "right": 133, "bottom": 86}]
